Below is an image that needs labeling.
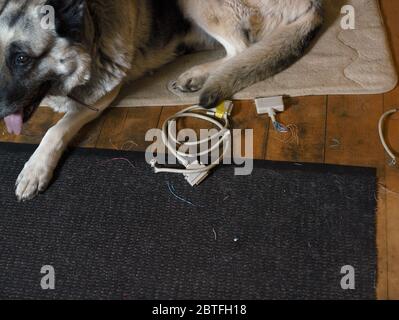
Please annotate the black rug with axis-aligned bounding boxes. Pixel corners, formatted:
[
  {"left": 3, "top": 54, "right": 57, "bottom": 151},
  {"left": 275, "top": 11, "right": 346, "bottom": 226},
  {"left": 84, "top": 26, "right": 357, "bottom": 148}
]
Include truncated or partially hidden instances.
[{"left": 0, "top": 143, "right": 377, "bottom": 300}]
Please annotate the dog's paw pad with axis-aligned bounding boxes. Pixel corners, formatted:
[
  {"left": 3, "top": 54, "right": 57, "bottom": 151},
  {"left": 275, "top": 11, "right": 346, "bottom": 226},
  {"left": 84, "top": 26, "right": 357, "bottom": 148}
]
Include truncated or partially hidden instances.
[
  {"left": 176, "top": 70, "right": 208, "bottom": 93},
  {"left": 15, "top": 159, "right": 53, "bottom": 201}
]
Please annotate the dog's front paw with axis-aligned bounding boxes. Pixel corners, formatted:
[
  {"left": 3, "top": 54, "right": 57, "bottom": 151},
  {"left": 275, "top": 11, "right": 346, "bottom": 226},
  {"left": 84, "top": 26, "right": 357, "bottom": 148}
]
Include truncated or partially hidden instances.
[
  {"left": 199, "top": 84, "right": 224, "bottom": 109},
  {"left": 176, "top": 68, "right": 209, "bottom": 93},
  {"left": 15, "top": 157, "right": 54, "bottom": 201}
]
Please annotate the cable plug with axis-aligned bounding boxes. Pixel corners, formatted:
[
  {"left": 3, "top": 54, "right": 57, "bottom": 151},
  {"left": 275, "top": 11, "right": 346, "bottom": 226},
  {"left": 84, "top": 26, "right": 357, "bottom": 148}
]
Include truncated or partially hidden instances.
[
  {"left": 207, "top": 101, "right": 234, "bottom": 119},
  {"left": 255, "top": 96, "right": 288, "bottom": 133},
  {"left": 149, "top": 158, "right": 157, "bottom": 168},
  {"left": 184, "top": 160, "right": 210, "bottom": 187}
]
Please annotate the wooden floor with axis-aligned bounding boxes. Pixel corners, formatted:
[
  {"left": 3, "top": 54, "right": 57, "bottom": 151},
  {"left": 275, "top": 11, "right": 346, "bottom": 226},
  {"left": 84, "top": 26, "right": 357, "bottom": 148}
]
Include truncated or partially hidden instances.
[{"left": 1, "top": 1, "right": 398, "bottom": 300}]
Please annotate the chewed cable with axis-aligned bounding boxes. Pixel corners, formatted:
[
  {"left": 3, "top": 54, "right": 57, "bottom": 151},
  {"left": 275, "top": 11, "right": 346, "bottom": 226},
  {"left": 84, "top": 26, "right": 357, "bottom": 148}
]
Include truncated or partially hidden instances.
[
  {"left": 150, "top": 102, "right": 233, "bottom": 177},
  {"left": 272, "top": 119, "right": 289, "bottom": 133}
]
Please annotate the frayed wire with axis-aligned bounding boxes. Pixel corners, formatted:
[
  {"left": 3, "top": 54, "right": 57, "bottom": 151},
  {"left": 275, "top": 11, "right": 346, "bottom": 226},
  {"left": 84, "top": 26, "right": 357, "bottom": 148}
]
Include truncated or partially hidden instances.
[
  {"left": 272, "top": 120, "right": 289, "bottom": 133},
  {"left": 166, "top": 181, "right": 195, "bottom": 206},
  {"left": 101, "top": 157, "right": 136, "bottom": 169}
]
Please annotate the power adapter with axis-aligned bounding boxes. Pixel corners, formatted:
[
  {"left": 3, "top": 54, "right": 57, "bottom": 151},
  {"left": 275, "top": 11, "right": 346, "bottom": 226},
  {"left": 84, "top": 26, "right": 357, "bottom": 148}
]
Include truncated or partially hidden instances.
[
  {"left": 255, "top": 96, "right": 287, "bottom": 132},
  {"left": 255, "top": 96, "right": 285, "bottom": 114}
]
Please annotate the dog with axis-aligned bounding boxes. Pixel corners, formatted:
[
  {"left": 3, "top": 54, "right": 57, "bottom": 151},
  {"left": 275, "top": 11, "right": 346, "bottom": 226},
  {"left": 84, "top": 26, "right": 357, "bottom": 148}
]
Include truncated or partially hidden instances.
[{"left": 0, "top": 0, "right": 323, "bottom": 201}]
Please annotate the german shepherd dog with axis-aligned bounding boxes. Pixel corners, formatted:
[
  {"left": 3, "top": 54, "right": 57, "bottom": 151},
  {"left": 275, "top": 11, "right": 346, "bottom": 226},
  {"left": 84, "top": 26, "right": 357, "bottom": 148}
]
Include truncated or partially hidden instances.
[{"left": 0, "top": 0, "right": 323, "bottom": 201}]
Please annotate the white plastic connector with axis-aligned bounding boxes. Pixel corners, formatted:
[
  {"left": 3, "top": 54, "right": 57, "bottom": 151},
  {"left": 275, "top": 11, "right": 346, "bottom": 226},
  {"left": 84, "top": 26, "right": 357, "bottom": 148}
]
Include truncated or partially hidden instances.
[
  {"left": 255, "top": 96, "right": 288, "bottom": 132},
  {"left": 222, "top": 100, "right": 234, "bottom": 117},
  {"left": 255, "top": 96, "right": 285, "bottom": 114},
  {"left": 184, "top": 161, "right": 210, "bottom": 186}
]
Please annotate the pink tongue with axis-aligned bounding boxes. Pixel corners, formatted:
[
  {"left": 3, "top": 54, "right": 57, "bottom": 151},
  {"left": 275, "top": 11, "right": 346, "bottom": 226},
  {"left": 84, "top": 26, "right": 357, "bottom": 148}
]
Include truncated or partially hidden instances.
[{"left": 4, "top": 111, "right": 23, "bottom": 135}]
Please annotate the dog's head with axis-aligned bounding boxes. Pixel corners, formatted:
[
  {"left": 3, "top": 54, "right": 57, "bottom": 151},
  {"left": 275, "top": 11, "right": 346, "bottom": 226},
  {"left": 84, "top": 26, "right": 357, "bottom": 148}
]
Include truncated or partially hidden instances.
[{"left": 0, "top": 0, "right": 91, "bottom": 134}]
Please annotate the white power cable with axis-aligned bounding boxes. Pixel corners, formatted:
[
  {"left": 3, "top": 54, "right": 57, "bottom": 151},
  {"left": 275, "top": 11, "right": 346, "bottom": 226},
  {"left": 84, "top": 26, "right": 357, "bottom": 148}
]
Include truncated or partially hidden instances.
[
  {"left": 150, "top": 102, "right": 233, "bottom": 186},
  {"left": 379, "top": 108, "right": 398, "bottom": 166}
]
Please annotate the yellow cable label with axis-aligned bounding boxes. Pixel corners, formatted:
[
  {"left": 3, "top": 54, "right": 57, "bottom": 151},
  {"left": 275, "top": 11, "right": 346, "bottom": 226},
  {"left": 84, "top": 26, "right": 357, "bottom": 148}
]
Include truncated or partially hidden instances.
[{"left": 215, "top": 102, "right": 225, "bottom": 119}]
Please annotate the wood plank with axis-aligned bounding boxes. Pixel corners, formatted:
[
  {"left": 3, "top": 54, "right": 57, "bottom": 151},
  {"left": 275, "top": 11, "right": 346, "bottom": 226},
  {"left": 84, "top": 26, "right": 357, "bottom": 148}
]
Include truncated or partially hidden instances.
[
  {"left": 94, "top": 107, "right": 128, "bottom": 149},
  {"left": 70, "top": 115, "right": 105, "bottom": 148},
  {"left": 376, "top": 173, "right": 389, "bottom": 300},
  {"left": 383, "top": 87, "right": 399, "bottom": 300},
  {"left": 381, "top": 0, "right": 399, "bottom": 300},
  {"left": 325, "top": 94, "right": 388, "bottom": 299},
  {"left": 265, "top": 96, "right": 327, "bottom": 163},
  {"left": 325, "top": 95, "right": 385, "bottom": 167},
  {"left": 96, "top": 106, "right": 162, "bottom": 152},
  {"left": 230, "top": 100, "right": 269, "bottom": 160},
  {"left": 10, "top": 107, "right": 62, "bottom": 145}
]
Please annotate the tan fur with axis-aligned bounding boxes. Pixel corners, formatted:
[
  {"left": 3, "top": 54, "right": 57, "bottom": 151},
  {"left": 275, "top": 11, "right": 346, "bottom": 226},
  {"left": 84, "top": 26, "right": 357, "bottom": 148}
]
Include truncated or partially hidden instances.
[
  {"left": 175, "top": 0, "right": 323, "bottom": 106},
  {"left": 0, "top": 0, "right": 323, "bottom": 200}
]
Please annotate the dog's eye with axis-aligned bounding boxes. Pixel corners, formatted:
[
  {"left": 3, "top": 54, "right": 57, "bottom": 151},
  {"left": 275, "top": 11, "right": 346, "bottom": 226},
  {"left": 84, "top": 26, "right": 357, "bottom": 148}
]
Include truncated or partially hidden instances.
[{"left": 14, "top": 54, "right": 31, "bottom": 66}]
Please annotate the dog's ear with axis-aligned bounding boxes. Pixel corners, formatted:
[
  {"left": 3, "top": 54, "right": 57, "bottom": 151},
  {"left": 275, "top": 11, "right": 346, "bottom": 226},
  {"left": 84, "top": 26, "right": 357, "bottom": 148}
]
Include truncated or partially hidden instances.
[{"left": 46, "top": 0, "right": 86, "bottom": 42}]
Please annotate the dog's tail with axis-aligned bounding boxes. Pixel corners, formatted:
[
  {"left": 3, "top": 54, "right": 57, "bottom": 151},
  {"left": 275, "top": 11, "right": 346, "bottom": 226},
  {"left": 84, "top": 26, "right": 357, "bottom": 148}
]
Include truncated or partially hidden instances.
[{"left": 199, "top": 4, "right": 323, "bottom": 108}]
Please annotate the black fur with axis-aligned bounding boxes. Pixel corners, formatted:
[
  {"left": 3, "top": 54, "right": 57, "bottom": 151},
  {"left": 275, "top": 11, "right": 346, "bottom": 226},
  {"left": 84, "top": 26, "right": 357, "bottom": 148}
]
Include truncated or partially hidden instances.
[
  {"left": 199, "top": 87, "right": 224, "bottom": 109},
  {"left": 46, "top": 0, "right": 86, "bottom": 42},
  {"left": 0, "top": 40, "right": 53, "bottom": 119},
  {"left": 146, "top": 0, "right": 191, "bottom": 49},
  {"left": 0, "top": 0, "right": 11, "bottom": 17}
]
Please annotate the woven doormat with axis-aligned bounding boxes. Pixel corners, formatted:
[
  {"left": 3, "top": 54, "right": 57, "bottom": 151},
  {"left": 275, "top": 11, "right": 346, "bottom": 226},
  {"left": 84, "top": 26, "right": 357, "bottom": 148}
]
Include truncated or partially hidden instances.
[
  {"left": 107, "top": 0, "right": 397, "bottom": 107},
  {"left": 0, "top": 143, "right": 377, "bottom": 300}
]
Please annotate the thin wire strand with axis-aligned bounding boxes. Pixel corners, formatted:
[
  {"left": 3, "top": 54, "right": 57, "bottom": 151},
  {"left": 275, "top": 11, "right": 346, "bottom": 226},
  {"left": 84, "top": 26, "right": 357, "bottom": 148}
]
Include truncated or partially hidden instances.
[{"left": 379, "top": 108, "right": 398, "bottom": 166}]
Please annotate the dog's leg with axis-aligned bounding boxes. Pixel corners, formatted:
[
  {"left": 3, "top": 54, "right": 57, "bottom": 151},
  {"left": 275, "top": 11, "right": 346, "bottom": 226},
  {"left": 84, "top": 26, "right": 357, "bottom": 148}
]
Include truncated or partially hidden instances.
[
  {"left": 15, "top": 87, "right": 120, "bottom": 201},
  {"left": 176, "top": 15, "right": 248, "bottom": 93}
]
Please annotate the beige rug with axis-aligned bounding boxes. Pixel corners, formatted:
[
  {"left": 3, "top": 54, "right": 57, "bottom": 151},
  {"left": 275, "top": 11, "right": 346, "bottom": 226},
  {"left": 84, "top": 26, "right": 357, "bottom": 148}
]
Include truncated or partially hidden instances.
[{"left": 101, "top": 0, "right": 399, "bottom": 107}]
